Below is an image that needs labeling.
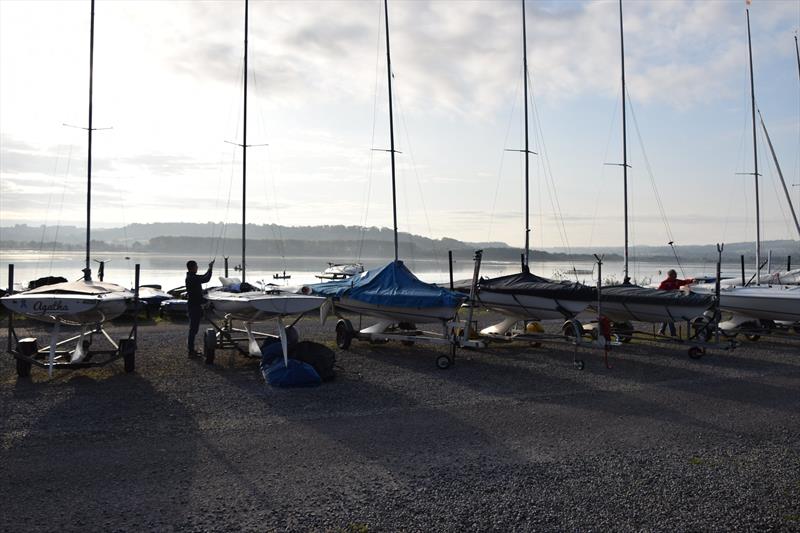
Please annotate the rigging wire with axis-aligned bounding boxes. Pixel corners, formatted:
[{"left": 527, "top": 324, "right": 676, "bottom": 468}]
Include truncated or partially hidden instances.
[
  {"left": 587, "top": 85, "right": 620, "bottom": 250},
  {"left": 357, "top": 1, "right": 384, "bottom": 262},
  {"left": 393, "top": 84, "right": 439, "bottom": 271},
  {"left": 526, "top": 69, "right": 579, "bottom": 279},
  {"left": 35, "top": 141, "right": 67, "bottom": 279},
  {"left": 625, "top": 88, "right": 684, "bottom": 277},
  {"left": 211, "top": 53, "right": 246, "bottom": 262},
  {"left": 250, "top": 63, "right": 288, "bottom": 271},
  {"left": 49, "top": 144, "right": 75, "bottom": 275},
  {"left": 486, "top": 67, "right": 522, "bottom": 245}
]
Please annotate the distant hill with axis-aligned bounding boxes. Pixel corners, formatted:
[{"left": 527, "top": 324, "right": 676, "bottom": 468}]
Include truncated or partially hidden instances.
[
  {"left": 0, "top": 223, "right": 620, "bottom": 262},
  {"left": 0, "top": 223, "right": 507, "bottom": 251},
  {"left": 547, "top": 240, "right": 800, "bottom": 263}
]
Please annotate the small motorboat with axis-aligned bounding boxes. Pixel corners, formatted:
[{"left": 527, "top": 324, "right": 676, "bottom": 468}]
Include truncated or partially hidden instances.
[
  {"left": 273, "top": 270, "right": 291, "bottom": 280},
  {"left": 315, "top": 262, "right": 365, "bottom": 280}
]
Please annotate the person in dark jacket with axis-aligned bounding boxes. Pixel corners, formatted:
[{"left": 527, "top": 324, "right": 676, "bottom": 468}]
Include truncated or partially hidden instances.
[
  {"left": 186, "top": 259, "right": 214, "bottom": 357},
  {"left": 657, "top": 269, "right": 694, "bottom": 336}
]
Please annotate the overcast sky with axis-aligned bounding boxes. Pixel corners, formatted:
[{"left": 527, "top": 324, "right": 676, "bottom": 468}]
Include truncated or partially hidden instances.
[{"left": 1, "top": 0, "right": 798, "bottom": 251}]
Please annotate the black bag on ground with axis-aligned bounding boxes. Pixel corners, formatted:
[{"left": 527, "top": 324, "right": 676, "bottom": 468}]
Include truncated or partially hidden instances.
[{"left": 290, "top": 341, "right": 336, "bottom": 382}]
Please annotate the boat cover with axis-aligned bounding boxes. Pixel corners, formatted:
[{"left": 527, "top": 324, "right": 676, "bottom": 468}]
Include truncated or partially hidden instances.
[
  {"left": 474, "top": 270, "right": 597, "bottom": 301},
  {"left": 23, "top": 280, "right": 130, "bottom": 295},
  {"left": 310, "top": 260, "right": 465, "bottom": 309},
  {"left": 601, "top": 284, "right": 713, "bottom": 306}
]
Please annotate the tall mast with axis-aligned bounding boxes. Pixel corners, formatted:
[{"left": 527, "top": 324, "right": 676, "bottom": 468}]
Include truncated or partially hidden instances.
[
  {"left": 384, "top": 0, "right": 399, "bottom": 262},
  {"left": 746, "top": 8, "right": 761, "bottom": 284},
  {"left": 522, "top": 0, "right": 530, "bottom": 268},
  {"left": 241, "top": 0, "right": 249, "bottom": 282},
  {"left": 85, "top": 0, "right": 95, "bottom": 280},
  {"left": 618, "top": 0, "right": 630, "bottom": 284},
  {"left": 795, "top": 34, "right": 800, "bottom": 83}
]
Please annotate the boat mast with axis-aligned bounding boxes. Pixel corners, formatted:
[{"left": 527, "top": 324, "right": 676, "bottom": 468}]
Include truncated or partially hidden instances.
[
  {"left": 618, "top": 0, "right": 630, "bottom": 284},
  {"left": 795, "top": 34, "right": 800, "bottom": 83},
  {"left": 85, "top": 0, "right": 95, "bottom": 280},
  {"left": 759, "top": 111, "right": 800, "bottom": 239},
  {"left": 241, "top": 0, "right": 249, "bottom": 282},
  {"left": 746, "top": 7, "right": 761, "bottom": 285},
  {"left": 384, "top": 0, "right": 399, "bottom": 262},
  {"left": 522, "top": 0, "right": 531, "bottom": 269}
]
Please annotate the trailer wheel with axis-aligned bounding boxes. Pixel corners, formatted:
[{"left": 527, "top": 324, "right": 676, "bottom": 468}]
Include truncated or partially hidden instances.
[
  {"left": 203, "top": 329, "right": 216, "bottom": 365},
  {"left": 16, "top": 358, "right": 32, "bottom": 378},
  {"left": 691, "top": 317, "right": 713, "bottom": 342},
  {"left": 613, "top": 322, "right": 634, "bottom": 343},
  {"left": 436, "top": 355, "right": 452, "bottom": 369},
  {"left": 688, "top": 346, "right": 705, "bottom": 359},
  {"left": 119, "top": 339, "right": 136, "bottom": 373},
  {"left": 336, "top": 319, "right": 354, "bottom": 350}
]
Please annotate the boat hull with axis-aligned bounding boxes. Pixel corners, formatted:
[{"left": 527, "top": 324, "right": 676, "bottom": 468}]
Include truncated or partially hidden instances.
[
  {"left": 1, "top": 292, "right": 130, "bottom": 326},
  {"left": 207, "top": 290, "right": 324, "bottom": 322},
  {"left": 476, "top": 290, "right": 590, "bottom": 321},
  {"left": 333, "top": 296, "right": 457, "bottom": 324},
  {"left": 694, "top": 284, "right": 800, "bottom": 322},
  {"left": 593, "top": 299, "right": 710, "bottom": 324}
]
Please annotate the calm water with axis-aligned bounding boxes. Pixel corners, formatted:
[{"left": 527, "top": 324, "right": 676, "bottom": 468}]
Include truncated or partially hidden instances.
[{"left": 0, "top": 249, "right": 753, "bottom": 291}]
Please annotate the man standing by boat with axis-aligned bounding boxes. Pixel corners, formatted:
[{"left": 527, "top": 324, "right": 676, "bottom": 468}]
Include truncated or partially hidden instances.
[
  {"left": 657, "top": 269, "right": 693, "bottom": 336},
  {"left": 186, "top": 259, "right": 214, "bottom": 358}
]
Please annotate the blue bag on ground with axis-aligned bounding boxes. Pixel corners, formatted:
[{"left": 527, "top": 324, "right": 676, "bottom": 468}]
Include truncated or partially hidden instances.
[
  {"left": 259, "top": 326, "right": 300, "bottom": 365},
  {"left": 262, "top": 358, "right": 321, "bottom": 388}
]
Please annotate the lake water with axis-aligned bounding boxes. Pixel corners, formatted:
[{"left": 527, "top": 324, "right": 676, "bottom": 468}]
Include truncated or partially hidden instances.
[{"left": 0, "top": 249, "right": 759, "bottom": 292}]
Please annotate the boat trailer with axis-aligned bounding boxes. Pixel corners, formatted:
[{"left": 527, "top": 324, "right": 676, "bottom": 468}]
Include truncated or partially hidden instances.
[
  {"left": 332, "top": 251, "right": 487, "bottom": 369},
  {"left": 4, "top": 264, "right": 140, "bottom": 378},
  {"left": 201, "top": 313, "right": 299, "bottom": 366}
]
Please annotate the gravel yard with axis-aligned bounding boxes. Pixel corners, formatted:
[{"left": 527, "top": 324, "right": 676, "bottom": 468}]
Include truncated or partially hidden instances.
[{"left": 1, "top": 313, "right": 799, "bottom": 532}]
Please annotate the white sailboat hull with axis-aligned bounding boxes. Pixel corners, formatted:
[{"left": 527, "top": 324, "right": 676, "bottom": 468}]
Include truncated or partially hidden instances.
[
  {"left": 1, "top": 290, "right": 130, "bottom": 326},
  {"left": 206, "top": 290, "right": 324, "bottom": 322},
  {"left": 694, "top": 284, "right": 800, "bottom": 323},
  {"left": 333, "top": 296, "right": 458, "bottom": 324}
]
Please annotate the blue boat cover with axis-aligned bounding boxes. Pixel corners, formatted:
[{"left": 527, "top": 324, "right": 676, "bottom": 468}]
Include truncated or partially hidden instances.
[
  {"left": 309, "top": 261, "right": 465, "bottom": 309},
  {"left": 262, "top": 358, "right": 321, "bottom": 388}
]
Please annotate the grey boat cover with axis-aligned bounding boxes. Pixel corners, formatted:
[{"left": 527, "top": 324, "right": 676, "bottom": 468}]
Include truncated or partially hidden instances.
[
  {"left": 601, "top": 284, "right": 713, "bottom": 307},
  {"left": 456, "top": 270, "right": 597, "bottom": 301},
  {"left": 24, "top": 280, "right": 129, "bottom": 295}
]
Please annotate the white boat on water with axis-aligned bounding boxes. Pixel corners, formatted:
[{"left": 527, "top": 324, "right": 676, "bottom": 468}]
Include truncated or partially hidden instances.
[{"left": 315, "top": 263, "right": 364, "bottom": 280}]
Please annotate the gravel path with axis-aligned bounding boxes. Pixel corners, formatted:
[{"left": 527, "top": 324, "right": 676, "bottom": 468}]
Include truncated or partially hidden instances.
[{"left": 1, "top": 313, "right": 799, "bottom": 532}]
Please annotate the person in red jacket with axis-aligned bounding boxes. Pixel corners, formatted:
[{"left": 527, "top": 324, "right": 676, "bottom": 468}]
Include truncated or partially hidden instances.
[{"left": 657, "top": 269, "right": 694, "bottom": 336}]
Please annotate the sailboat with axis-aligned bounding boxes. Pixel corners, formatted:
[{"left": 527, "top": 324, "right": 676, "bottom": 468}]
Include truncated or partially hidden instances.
[
  {"left": 690, "top": 5, "right": 800, "bottom": 328},
  {"left": 464, "top": 0, "right": 597, "bottom": 336},
  {"left": 593, "top": 0, "right": 713, "bottom": 325},
  {"left": 203, "top": 0, "right": 324, "bottom": 358},
  {"left": 310, "top": 0, "right": 467, "bottom": 333},
  {"left": 1, "top": 0, "right": 133, "bottom": 329}
]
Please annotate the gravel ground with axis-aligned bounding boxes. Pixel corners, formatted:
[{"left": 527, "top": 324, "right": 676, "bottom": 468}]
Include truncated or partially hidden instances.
[{"left": 1, "top": 311, "right": 799, "bottom": 532}]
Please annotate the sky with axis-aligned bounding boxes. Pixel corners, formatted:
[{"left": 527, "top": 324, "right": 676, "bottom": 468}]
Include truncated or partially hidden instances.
[{"left": 1, "top": 0, "right": 799, "bottom": 252}]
